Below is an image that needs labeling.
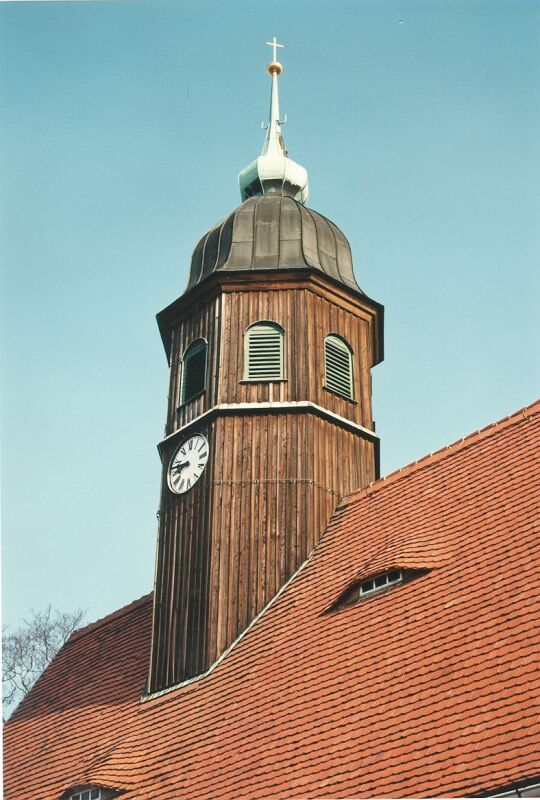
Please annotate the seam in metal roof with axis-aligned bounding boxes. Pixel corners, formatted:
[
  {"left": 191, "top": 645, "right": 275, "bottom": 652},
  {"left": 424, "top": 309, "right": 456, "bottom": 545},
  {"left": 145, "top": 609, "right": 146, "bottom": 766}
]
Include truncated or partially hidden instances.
[{"left": 186, "top": 195, "right": 362, "bottom": 294}]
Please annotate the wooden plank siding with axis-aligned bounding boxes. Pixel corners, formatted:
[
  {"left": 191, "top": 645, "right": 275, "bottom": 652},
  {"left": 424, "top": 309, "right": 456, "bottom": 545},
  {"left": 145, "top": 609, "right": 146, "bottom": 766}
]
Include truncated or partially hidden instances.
[
  {"left": 149, "top": 412, "right": 375, "bottom": 690},
  {"left": 170, "top": 282, "right": 377, "bottom": 434},
  {"left": 166, "top": 294, "right": 222, "bottom": 435},
  {"left": 148, "top": 275, "right": 381, "bottom": 693}
]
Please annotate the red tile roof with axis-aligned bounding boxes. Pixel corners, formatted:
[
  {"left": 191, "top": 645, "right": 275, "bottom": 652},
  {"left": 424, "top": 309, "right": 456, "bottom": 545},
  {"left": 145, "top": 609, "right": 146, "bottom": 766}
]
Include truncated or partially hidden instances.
[{"left": 5, "top": 401, "right": 540, "bottom": 799}]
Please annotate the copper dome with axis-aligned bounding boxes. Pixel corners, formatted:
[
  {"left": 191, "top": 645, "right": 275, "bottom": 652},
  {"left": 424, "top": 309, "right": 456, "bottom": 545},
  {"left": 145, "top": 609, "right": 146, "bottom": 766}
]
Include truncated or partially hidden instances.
[{"left": 186, "top": 195, "right": 363, "bottom": 294}]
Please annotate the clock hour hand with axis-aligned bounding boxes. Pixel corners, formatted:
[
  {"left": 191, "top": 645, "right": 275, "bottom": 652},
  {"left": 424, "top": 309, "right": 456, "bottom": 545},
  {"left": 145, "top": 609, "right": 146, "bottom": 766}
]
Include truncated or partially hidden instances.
[{"left": 172, "top": 460, "right": 190, "bottom": 472}]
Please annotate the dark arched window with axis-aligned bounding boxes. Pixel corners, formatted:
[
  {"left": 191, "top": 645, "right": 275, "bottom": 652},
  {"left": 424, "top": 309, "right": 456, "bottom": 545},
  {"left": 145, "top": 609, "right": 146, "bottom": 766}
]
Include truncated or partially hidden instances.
[
  {"left": 181, "top": 338, "right": 208, "bottom": 404},
  {"left": 244, "top": 321, "right": 285, "bottom": 381},
  {"left": 324, "top": 334, "right": 354, "bottom": 399}
]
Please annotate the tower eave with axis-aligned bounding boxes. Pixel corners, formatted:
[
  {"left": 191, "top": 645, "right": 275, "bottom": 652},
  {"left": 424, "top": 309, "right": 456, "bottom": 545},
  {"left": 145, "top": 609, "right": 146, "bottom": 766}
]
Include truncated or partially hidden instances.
[{"left": 156, "top": 268, "right": 384, "bottom": 366}]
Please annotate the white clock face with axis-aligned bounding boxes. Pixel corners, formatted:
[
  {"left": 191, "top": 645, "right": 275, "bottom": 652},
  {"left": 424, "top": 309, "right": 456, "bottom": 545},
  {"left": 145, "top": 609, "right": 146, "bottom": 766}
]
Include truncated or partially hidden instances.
[{"left": 168, "top": 434, "right": 208, "bottom": 494}]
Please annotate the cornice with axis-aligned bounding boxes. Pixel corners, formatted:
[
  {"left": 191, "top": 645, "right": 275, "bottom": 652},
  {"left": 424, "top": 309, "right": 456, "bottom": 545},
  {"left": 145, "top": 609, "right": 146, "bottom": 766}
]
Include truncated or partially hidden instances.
[
  {"left": 158, "top": 400, "right": 379, "bottom": 455},
  {"left": 156, "top": 268, "right": 384, "bottom": 365}
]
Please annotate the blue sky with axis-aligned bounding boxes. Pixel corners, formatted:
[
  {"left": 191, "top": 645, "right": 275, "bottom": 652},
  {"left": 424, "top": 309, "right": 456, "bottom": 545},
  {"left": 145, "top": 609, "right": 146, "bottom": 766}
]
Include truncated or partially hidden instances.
[{"left": 2, "top": 0, "right": 539, "bottom": 631}]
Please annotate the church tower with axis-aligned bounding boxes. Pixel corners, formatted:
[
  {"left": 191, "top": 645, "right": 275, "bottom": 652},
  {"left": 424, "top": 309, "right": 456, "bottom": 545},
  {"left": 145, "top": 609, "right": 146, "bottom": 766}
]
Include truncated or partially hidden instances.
[{"left": 147, "top": 40, "right": 384, "bottom": 693}]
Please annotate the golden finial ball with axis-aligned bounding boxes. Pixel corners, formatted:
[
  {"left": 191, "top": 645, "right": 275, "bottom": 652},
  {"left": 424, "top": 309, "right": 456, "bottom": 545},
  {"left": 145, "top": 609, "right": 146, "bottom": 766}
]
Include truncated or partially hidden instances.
[{"left": 267, "top": 61, "right": 283, "bottom": 76}]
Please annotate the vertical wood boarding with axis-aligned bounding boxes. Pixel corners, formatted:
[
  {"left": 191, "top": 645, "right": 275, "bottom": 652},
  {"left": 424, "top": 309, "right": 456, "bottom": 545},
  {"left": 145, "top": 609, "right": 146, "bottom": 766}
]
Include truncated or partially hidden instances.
[{"left": 148, "top": 276, "right": 380, "bottom": 691}]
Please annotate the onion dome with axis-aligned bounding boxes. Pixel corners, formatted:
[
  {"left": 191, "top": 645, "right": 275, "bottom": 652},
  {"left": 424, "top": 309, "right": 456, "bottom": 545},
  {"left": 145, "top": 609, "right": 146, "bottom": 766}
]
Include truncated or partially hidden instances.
[
  {"left": 187, "top": 194, "right": 362, "bottom": 293},
  {"left": 186, "top": 39, "right": 363, "bottom": 296},
  {"left": 238, "top": 37, "right": 309, "bottom": 204}
]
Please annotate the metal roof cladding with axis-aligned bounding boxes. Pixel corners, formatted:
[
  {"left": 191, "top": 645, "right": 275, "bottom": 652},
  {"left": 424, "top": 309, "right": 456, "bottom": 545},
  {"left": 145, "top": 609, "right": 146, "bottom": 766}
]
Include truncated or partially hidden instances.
[
  {"left": 186, "top": 195, "right": 363, "bottom": 293},
  {"left": 187, "top": 39, "right": 363, "bottom": 296},
  {"left": 238, "top": 36, "right": 309, "bottom": 206}
]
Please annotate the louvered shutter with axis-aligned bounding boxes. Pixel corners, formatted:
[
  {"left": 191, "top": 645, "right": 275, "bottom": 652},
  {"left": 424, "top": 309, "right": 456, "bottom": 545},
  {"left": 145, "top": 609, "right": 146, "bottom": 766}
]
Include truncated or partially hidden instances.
[
  {"left": 324, "top": 335, "right": 353, "bottom": 399},
  {"left": 245, "top": 323, "right": 284, "bottom": 381},
  {"left": 182, "top": 339, "right": 208, "bottom": 403}
]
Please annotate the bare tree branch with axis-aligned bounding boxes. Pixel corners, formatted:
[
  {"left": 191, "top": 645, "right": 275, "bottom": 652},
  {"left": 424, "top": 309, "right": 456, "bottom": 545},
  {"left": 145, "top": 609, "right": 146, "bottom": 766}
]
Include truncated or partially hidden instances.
[{"left": 3, "top": 607, "right": 86, "bottom": 720}]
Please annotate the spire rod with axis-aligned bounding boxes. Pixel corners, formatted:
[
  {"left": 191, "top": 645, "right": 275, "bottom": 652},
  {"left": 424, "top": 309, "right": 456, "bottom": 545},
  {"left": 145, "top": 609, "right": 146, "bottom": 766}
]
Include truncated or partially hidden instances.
[{"left": 262, "top": 37, "right": 285, "bottom": 157}]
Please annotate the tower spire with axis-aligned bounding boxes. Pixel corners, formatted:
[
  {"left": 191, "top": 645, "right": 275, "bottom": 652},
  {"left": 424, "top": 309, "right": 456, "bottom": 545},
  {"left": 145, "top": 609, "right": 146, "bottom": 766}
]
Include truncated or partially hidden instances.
[
  {"left": 238, "top": 37, "right": 309, "bottom": 204},
  {"left": 261, "top": 37, "right": 286, "bottom": 158}
]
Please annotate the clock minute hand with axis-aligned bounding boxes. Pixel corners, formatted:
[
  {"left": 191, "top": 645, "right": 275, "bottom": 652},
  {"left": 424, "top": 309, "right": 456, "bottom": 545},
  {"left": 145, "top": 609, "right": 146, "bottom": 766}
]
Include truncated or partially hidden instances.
[{"left": 173, "top": 460, "right": 190, "bottom": 472}]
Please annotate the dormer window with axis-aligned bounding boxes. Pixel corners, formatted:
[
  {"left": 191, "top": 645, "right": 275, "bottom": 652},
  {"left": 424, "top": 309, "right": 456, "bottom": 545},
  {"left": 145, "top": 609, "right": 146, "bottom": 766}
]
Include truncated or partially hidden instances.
[
  {"left": 69, "top": 791, "right": 100, "bottom": 800},
  {"left": 64, "top": 786, "right": 117, "bottom": 800},
  {"left": 181, "top": 338, "right": 208, "bottom": 404},
  {"left": 360, "top": 568, "right": 403, "bottom": 596},
  {"left": 244, "top": 321, "right": 285, "bottom": 381},
  {"left": 329, "top": 567, "right": 428, "bottom": 611}
]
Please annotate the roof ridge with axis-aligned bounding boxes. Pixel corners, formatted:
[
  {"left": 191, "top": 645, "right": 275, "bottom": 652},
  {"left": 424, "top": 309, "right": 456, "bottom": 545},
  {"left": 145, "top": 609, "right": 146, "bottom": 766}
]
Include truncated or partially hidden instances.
[
  {"left": 67, "top": 592, "right": 153, "bottom": 645},
  {"left": 339, "top": 398, "right": 540, "bottom": 510}
]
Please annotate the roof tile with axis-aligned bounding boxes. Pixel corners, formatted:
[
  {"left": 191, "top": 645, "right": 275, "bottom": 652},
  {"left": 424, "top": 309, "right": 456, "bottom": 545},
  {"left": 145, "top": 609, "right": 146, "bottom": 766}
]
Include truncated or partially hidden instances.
[{"left": 4, "top": 400, "right": 540, "bottom": 799}]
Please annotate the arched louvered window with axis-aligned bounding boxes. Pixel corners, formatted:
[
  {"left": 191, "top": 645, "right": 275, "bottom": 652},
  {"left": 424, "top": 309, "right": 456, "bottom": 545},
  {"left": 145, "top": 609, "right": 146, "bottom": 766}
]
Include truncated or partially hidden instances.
[
  {"left": 181, "top": 338, "right": 208, "bottom": 404},
  {"left": 244, "top": 322, "right": 285, "bottom": 381},
  {"left": 324, "top": 335, "right": 354, "bottom": 400}
]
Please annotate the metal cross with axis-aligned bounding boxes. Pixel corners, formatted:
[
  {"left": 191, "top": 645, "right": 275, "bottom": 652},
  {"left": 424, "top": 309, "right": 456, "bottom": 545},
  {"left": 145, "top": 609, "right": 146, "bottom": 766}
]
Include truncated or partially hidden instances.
[{"left": 266, "top": 36, "right": 284, "bottom": 62}]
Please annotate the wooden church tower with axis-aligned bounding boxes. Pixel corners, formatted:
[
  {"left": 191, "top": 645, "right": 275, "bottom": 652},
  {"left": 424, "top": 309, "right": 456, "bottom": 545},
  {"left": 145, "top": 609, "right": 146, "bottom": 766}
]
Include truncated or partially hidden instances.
[{"left": 147, "top": 40, "right": 384, "bottom": 693}]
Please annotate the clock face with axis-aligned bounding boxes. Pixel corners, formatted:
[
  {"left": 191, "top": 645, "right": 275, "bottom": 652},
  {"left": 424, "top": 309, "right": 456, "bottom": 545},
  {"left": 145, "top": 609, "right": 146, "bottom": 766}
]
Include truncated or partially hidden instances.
[{"left": 168, "top": 434, "right": 209, "bottom": 495}]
